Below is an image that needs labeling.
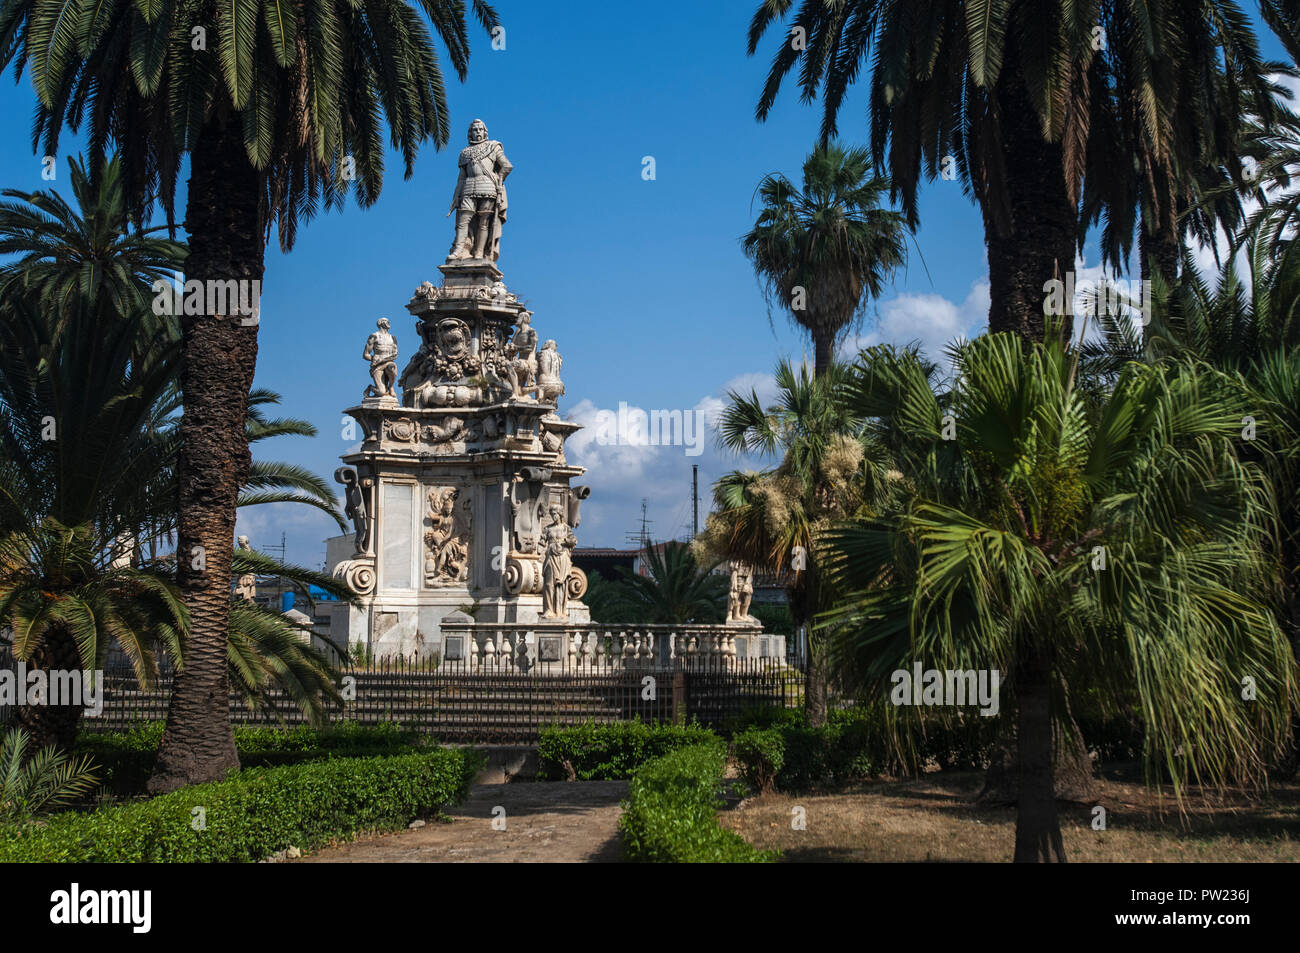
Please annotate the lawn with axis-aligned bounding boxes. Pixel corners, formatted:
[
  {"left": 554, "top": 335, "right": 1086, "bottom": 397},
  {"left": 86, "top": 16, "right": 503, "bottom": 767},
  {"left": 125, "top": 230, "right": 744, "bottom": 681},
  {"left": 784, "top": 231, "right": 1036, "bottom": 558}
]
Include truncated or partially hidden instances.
[{"left": 718, "top": 769, "right": 1300, "bottom": 862}]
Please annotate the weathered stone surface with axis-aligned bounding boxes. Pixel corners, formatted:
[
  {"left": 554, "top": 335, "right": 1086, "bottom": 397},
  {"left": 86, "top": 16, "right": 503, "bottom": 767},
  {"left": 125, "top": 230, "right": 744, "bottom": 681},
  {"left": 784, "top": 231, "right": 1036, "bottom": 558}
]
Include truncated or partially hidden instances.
[{"left": 333, "top": 124, "right": 589, "bottom": 658}]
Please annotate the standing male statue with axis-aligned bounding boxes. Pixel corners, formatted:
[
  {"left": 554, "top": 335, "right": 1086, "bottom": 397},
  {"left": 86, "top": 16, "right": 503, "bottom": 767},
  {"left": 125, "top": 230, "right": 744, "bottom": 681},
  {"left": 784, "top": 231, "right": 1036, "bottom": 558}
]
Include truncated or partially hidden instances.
[
  {"left": 727, "top": 561, "right": 755, "bottom": 624},
  {"left": 447, "top": 119, "right": 513, "bottom": 262},
  {"left": 507, "top": 311, "right": 538, "bottom": 398},
  {"left": 363, "top": 318, "right": 398, "bottom": 399}
]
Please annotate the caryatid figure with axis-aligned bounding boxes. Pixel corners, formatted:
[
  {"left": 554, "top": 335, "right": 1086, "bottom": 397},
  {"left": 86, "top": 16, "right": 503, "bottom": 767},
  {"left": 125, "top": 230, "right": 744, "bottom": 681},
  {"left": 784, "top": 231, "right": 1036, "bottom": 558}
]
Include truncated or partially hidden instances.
[
  {"left": 447, "top": 119, "right": 513, "bottom": 262},
  {"left": 540, "top": 505, "right": 576, "bottom": 619},
  {"left": 363, "top": 318, "right": 398, "bottom": 399}
]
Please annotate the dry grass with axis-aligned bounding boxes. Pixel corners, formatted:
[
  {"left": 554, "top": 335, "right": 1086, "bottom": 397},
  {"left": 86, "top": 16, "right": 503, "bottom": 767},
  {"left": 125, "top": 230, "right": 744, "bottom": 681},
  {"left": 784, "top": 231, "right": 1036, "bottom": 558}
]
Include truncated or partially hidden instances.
[{"left": 718, "top": 770, "right": 1300, "bottom": 862}]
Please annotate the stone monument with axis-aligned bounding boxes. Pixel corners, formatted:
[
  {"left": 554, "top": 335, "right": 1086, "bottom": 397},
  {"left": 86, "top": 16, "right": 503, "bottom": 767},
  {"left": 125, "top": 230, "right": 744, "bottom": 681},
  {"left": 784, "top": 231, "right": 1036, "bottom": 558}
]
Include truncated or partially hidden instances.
[{"left": 333, "top": 119, "right": 589, "bottom": 658}]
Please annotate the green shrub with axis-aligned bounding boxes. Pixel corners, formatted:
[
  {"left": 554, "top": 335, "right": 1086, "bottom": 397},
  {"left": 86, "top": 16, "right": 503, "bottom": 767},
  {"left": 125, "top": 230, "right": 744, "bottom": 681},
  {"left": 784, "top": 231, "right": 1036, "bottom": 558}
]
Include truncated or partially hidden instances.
[
  {"left": 728, "top": 703, "right": 1002, "bottom": 790},
  {"left": 619, "top": 741, "right": 774, "bottom": 863},
  {"left": 537, "top": 721, "right": 717, "bottom": 780},
  {"left": 0, "top": 749, "right": 481, "bottom": 862},
  {"left": 731, "top": 727, "right": 785, "bottom": 793},
  {"left": 78, "top": 722, "right": 430, "bottom": 794}
]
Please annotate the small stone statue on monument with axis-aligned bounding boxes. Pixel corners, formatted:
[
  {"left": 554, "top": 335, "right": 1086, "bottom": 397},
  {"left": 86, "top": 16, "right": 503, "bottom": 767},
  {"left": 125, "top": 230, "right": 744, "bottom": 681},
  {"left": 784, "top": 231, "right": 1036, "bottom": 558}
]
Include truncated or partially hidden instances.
[
  {"left": 235, "top": 535, "right": 257, "bottom": 601},
  {"left": 540, "top": 504, "right": 577, "bottom": 619},
  {"left": 536, "top": 339, "right": 565, "bottom": 402},
  {"left": 507, "top": 311, "right": 538, "bottom": 399},
  {"left": 335, "top": 467, "right": 370, "bottom": 553},
  {"left": 363, "top": 318, "right": 399, "bottom": 400},
  {"left": 447, "top": 119, "right": 512, "bottom": 262},
  {"left": 727, "top": 561, "right": 756, "bottom": 624}
]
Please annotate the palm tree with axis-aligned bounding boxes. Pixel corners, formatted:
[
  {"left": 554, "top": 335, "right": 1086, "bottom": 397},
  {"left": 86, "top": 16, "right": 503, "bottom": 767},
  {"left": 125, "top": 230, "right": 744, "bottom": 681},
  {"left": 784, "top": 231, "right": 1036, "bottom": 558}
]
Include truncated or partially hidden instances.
[
  {"left": 0, "top": 155, "right": 186, "bottom": 341},
  {"left": 1084, "top": 236, "right": 1300, "bottom": 775},
  {"left": 0, "top": 292, "right": 350, "bottom": 749},
  {"left": 698, "top": 359, "right": 881, "bottom": 725},
  {"left": 0, "top": 727, "right": 99, "bottom": 823},
  {"left": 0, "top": 165, "right": 347, "bottom": 749},
  {"left": 746, "top": 1, "right": 1281, "bottom": 340},
  {"left": 822, "top": 331, "right": 1297, "bottom": 861},
  {"left": 2, "top": 0, "right": 500, "bottom": 790},
  {"left": 742, "top": 143, "right": 907, "bottom": 375},
  {"left": 610, "top": 541, "right": 728, "bottom": 625}
]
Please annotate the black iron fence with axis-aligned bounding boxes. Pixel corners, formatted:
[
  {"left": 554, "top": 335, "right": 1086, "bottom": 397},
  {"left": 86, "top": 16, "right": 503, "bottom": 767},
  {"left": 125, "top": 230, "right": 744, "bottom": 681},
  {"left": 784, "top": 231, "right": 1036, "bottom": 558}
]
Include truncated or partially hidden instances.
[{"left": 1, "top": 651, "right": 804, "bottom": 743}]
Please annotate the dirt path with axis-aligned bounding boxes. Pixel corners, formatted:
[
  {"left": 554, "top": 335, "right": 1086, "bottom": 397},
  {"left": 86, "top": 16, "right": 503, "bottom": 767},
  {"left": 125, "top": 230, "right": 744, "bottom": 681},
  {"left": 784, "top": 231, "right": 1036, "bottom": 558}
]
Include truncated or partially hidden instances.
[{"left": 298, "top": 780, "right": 628, "bottom": 863}]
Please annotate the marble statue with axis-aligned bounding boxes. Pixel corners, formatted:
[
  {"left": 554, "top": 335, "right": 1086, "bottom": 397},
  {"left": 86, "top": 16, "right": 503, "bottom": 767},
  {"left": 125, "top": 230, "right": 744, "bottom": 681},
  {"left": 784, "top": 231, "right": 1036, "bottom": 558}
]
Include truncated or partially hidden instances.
[
  {"left": 424, "top": 486, "right": 471, "bottom": 586},
  {"left": 335, "top": 467, "right": 370, "bottom": 553},
  {"left": 447, "top": 119, "right": 513, "bottom": 262},
  {"left": 363, "top": 318, "right": 398, "bottom": 399},
  {"left": 507, "top": 311, "right": 538, "bottom": 399},
  {"left": 235, "top": 535, "right": 257, "bottom": 601},
  {"left": 540, "top": 504, "right": 576, "bottom": 619},
  {"left": 727, "top": 561, "right": 755, "bottom": 624},
  {"left": 108, "top": 530, "right": 136, "bottom": 570},
  {"left": 535, "top": 339, "right": 564, "bottom": 402}
]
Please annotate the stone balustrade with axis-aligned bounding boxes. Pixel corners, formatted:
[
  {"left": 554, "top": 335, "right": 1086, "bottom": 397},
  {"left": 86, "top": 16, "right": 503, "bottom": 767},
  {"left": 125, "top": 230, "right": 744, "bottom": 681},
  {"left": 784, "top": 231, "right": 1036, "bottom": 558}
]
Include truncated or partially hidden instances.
[{"left": 436, "top": 620, "right": 781, "bottom": 672}]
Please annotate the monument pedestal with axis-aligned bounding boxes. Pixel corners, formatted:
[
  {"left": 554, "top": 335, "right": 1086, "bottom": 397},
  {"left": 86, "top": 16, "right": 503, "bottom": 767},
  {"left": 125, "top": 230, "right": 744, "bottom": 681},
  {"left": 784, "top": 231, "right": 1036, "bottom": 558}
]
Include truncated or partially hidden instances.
[{"left": 333, "top": 260, "right": 588, "bottom": 658}]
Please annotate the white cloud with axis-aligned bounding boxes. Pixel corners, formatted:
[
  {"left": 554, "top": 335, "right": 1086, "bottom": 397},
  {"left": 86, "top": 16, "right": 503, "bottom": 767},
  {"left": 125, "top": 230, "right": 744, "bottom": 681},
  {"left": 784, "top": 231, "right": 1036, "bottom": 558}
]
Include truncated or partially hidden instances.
[
  {"left": 563, "top": 384, "right": 776, "bottom": 546},
  {"left": 843, "top": 280, "right": 990, "bottom": 364}
]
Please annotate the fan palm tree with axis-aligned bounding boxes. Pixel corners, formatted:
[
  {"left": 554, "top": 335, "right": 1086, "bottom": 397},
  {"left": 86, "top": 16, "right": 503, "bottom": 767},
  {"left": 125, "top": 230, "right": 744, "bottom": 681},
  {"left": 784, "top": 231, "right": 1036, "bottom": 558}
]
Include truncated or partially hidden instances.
[
  {"left": 1084, "top": 236, "right": 1300, "bottom": 775},
  {"left": 698, "top": 358, "right": 882, "bottom": 724},
  {"left": 821, "top": 330, "right": 1296, "bottom": 861},
  {"left": 1, "top": 0, "right": 500, "bottom": 790},
  {"left": 611, "top": 541, "right": 728, "bottom": 625},
  {"left": 742, "top": 143, "right": 907, "bottom": 375},
  {"left": 746, "top": 1, "right": 1283, "bottom": 341}
]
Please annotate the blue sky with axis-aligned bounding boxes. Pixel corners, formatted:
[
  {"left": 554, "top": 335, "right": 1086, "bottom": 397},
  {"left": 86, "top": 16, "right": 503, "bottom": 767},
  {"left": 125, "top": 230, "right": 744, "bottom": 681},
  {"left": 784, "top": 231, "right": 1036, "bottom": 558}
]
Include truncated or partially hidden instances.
[{"left": 0, "top": 1, "right": 1289, "bottom": 569}]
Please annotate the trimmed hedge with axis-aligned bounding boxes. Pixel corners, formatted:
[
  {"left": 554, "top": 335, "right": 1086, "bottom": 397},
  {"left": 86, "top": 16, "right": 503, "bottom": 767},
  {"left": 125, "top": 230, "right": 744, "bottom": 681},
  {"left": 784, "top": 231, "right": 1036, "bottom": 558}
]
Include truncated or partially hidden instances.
[
  {"left": 537, "top": 721, "right": 717, "bottom": 780},
  {"left": 619, "top": 741, "right": 774, "bottom": 863},
  {"left": 729, "top": 704, "right": 1000, "bottom": 790},
  {"left": 78, "top": 722, "right": 432, "bottom": 794},
  {"left": 732, "top": 727, "right": 785, "bottom": 793},
  {"left": 0, "top": 749, "right": 481, "bottom": 863}
]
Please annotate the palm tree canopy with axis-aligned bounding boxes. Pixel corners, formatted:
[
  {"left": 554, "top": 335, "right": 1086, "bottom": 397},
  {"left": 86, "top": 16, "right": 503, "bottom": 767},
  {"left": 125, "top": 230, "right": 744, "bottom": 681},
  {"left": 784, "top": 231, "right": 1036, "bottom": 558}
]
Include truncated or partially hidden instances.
[
  {"left": 0, "top": 154, "right": 186, "bottom": 325},
  {"left": 747, "top": 0, "right": 1283, "bottom": 235},
  {"left": 2, "top": 0, "right": 500, "bottom": 246},
  {"left": 822, "top": 331, "right": 1297, "bottom": 796},
  {"left": 611, "top": 541, "right": 728, "bottom": 625},
  {"left": 743, "top": 143, "right": 907, "bottom": 363}
]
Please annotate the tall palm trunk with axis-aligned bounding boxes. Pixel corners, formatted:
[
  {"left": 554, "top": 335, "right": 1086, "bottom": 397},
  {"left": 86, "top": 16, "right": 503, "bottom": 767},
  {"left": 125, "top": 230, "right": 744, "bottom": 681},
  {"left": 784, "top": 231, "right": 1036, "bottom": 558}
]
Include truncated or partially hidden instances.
[
  {"left": 12, "top": 624, "right": 86, "bottom": 752},
  {"left": 148, "top": 108, "right": 263, "bottom": 793},
  {"left": 813, "top": 331, "right": 833, "bottom": 377},
  {"left": 796, "top": 559, "right": 828, "bottom": 727},
  {"left": 1138, "top": 220, "right": 1180, "bottom": 288},
  {"left": 982, "top": 57, "right": 1077, "bottom": 344},
  {"left": 1013, "top": 646, "right": 1066, "bottom": 862}
]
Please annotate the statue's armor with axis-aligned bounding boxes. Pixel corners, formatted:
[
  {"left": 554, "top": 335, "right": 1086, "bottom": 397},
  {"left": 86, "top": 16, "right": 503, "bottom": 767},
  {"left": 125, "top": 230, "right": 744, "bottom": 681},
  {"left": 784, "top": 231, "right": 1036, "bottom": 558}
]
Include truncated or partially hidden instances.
[{"left": 458, "top": 141, "right": 507, "bottom": 202}]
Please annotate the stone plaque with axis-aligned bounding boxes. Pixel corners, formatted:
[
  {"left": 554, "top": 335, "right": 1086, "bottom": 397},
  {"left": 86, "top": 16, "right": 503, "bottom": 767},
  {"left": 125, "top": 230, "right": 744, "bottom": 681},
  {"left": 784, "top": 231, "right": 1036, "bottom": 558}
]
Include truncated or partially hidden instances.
[
  {"left": 443, "top": 635, "right": 465, "bottom": 661},
  {"left": 759, "top": 637, "right": 771, "bottom": 658},
  {"left": 734, "top": 636, "right": 749, "bottom": 659},
  {"left": 538, "top": 635, "right": 563, "bottom": 662}
]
